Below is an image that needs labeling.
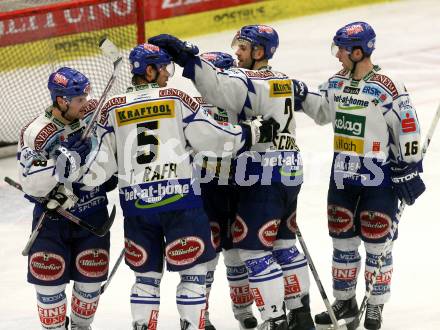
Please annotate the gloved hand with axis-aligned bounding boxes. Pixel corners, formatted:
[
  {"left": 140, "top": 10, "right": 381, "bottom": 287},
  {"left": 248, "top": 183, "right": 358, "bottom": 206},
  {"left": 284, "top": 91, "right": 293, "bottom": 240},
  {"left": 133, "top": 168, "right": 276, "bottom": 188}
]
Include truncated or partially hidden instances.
[
  {"left": 55, "top": 132, "right": 92, "bottom": 179},
  {"left": 148, "top": 34, "right": 199, "bottom": 67},
  {"left": 390, "top": 162, "right": 425, "bottom": 205},
  {"left": 292, "top": 79, "right": 308, "bottom": 111},
  {"left": 46, "top": 184, "right": 78, "bottom": 211},
  {"left": 240, "top": 116, "right": 280, "bottom": 149}
]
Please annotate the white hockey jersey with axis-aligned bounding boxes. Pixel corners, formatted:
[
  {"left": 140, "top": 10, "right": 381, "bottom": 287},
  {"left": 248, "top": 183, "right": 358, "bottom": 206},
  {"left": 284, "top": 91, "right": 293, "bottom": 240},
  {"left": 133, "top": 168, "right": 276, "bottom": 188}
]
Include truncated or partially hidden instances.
[
  {"left": 85, "top": 83, "right": 249, "bottom": 216},
  {"left": 18, "top": 101, "right": 109, "bottom": 216},
  {"left": 302, "top": 65, "right": 422, "bottom": 187},
  {"left": 183, "top": 58, "right": 302, "bottom": 184}
]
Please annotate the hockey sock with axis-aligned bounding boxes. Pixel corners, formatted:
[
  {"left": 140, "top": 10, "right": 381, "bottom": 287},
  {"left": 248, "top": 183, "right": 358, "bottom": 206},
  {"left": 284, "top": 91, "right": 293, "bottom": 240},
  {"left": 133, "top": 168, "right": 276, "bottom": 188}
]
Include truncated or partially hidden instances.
[
  {"left": 223, "top": 249, "right": 254, "bottom": 317},
  {"left": 177, "top": 263, "right": 208, "bottom": 330},
  {"left": 35, "top": 284, "right": 67, "bottom": 330},
  {"left": 332, "top": 237, "right": 361, "bottom": 300},
  {"left": 130, "top": 271, "right": 162, "bottom": 329},
  {"left": 239, "top": 249, "right": 284, "bottom": 321},
  {"left": 70, "top": 281, "right": 101, "bottom": 327},
  {"left": 364, "top": 242, "right": 393, "bottom": 305},
  {"left": 273, "top": 239, "right": 310, "bottom": 310},
  {"left": 205, "top": 254, "right": 219, "bottom": 312}
]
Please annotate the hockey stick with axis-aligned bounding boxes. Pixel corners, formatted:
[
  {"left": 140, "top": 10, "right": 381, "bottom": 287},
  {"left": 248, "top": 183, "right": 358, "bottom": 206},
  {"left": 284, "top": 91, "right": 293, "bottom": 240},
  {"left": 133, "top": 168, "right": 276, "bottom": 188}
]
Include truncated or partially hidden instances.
[
  {"left": 81, "top": 38, "right": 123, "bottom": 140},
  {"left": 294, "top": 224, "right": 348, "bottom": 330},
  {"left": 4, "top": 177, "right": 115, "bottom": 238},
  {"left": 100, "top": 247, "right": 125, "bottom": 294},
  {"left": 357, "top": 102, "right": 440, "bottom": 323}
]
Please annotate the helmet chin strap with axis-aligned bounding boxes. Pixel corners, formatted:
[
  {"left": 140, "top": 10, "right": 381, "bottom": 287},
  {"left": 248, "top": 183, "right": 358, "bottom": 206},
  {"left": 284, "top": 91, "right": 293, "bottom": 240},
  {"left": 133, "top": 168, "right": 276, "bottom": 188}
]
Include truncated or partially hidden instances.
[{"left": 348, "top": 50, "right": 366, "bottom": 74}]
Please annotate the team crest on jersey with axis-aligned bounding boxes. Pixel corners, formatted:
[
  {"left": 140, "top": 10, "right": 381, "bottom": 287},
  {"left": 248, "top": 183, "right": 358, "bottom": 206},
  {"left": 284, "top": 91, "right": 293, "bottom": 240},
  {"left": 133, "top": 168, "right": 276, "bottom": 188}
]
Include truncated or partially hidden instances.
[
  {"left": 125, "top": 239, "right": 148, "bottom": 267},
  {"left": 30, "top": 252, "right": 65, "bottom": 281},
  {"left": 232, "top": 215, "right": 248, "bottom": 243},
  {"left": 360, "top": 211, "right": 391, "bottom": 239},
  {"left": 327, "top": 205, "right": 353, "bottom": 234},
  {"left": 269, "top": 80, "right": 292, "bottom": 97},
  {"left": 75, "top": 249, "right": 109, "bottom": 278},
  {"left": 116, "top": 100, "right": 175, "bottom": 126},
  {"left": 258, "top": 219, "right": 280, "bottom": 247},
  {"left": 166, "top": 236, "right": 205, "bottom": 266}
]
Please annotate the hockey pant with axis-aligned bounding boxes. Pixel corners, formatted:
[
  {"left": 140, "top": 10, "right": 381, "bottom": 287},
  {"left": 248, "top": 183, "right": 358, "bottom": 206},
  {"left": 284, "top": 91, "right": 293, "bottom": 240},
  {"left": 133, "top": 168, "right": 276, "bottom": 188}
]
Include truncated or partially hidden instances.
[
  {"left": 35, "top": 281, "right": 102, "bottom": 330},
  {"left": 332, "top": 237, "right": 393, "bottom": 304}
]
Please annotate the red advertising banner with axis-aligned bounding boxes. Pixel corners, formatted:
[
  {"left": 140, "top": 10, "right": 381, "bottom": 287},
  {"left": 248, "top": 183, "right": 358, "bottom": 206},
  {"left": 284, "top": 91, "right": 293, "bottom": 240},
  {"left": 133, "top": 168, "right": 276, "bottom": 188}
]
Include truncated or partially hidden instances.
[{"left": 0, "top": 0, "right": 259, "bottom": 47}]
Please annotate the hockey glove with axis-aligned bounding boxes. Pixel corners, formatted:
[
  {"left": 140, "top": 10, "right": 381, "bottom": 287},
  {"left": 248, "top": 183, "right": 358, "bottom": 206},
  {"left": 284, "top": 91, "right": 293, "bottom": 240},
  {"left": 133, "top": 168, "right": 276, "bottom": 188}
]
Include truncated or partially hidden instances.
[
  {"left": 55, "top": 132, "right": 92, "bottom": 179},
  {"left": 292, "top": 79, "right": 308, "bottom": 111},
  {"left": 390, "top": 162, "right": 425, "bottom": 205},
  {"left": 240, "top": 116, "right": 280, "bottom": 149},
  {"left": 148, "top": 34, "right": 199, "bottom": 67},
  {"left": 46, "top": 184, "right": 78, "bottom": 211}
]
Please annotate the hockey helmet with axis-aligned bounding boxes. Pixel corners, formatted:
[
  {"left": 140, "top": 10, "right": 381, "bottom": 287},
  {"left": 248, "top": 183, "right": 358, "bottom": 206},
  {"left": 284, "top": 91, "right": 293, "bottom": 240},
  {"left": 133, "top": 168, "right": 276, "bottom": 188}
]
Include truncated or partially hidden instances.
[
  {"left": 129, "top": 43, "right": 175, "bottom": 77},
  {"left": 231, "top": 25, "right": 279, "bottom": 59},
  {"left": 48, "top": 67, "right": 91, "bottom": 102},
  {"left": 332, "top": 21, "right": 376, "bottom": 56},
  {"left": 200, "top": 52, "right": 236, "bottom": 69}
]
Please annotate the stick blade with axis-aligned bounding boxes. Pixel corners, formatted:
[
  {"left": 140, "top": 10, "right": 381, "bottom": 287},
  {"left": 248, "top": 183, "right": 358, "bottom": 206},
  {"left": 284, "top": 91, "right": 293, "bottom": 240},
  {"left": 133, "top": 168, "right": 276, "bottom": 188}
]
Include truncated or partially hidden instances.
[{"left": 99, "top": 37, "right": 121, "bottom": 64}]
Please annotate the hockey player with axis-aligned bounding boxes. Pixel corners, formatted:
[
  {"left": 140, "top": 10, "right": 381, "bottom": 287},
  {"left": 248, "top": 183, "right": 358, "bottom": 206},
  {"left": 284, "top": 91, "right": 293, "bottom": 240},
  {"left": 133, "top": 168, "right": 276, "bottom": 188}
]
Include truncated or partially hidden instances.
[
  {"left": 149, "top": 25, "right": 314, "bottom": 330},
  {"left": 296, "top": 22, "right": 426, "bottom": 330},
  {"left": 196, "top": 51, "right": 258, "bottom": 330},
  {"left": 80, "top": 44, "right": 280, "bottom": 330},
  {"left": 18, "top": 67, "right": 116, "bottom": 330}
]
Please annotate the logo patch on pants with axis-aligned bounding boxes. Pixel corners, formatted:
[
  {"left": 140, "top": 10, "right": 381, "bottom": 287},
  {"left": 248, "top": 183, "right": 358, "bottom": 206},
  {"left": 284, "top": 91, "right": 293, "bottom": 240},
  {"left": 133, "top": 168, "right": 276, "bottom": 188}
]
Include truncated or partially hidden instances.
[
  {"left": 125, "top": 239, "right": 148, "bottom": 267},
  {"left": 166, "top": 236, "right": 205, "bottom": 266},
  {"left": 30, "top": 252, "right": 65, "bottom": 281},
  {"left": 76, "top": 249, "right": 109, "bottom": 278}
]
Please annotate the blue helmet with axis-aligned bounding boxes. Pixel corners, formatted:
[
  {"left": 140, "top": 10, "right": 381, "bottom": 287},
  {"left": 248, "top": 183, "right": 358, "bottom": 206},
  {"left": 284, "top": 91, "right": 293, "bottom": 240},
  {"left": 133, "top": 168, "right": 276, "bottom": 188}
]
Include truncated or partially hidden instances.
[
  {"left": 200, "top": 52, "right": 235, "bottom": 69},
  {"left": 232, "top": 25, "right": 279, "bottom": 59},
  {"left": 48, "top": 67, "right": 90, "bottom": 102},
  {"left": 129, "top": 43, "right": 172, "bottom": 75},
  {"left": 333, "top": 21, "right": 376, "bottom": 56}
]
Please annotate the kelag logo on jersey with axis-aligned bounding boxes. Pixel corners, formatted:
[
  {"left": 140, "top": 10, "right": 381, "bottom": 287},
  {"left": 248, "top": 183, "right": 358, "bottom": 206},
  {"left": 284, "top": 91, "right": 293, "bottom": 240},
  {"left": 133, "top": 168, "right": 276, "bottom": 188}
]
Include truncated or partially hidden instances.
[
  {"left": 269, "top": 80, "right": 292, "bottom": 97},
  {"left": 116, "top": 100, "right": 175, "bottom": 126},
  {"left": 334, "top": 112, "right": 365, "bottom": 137}
]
